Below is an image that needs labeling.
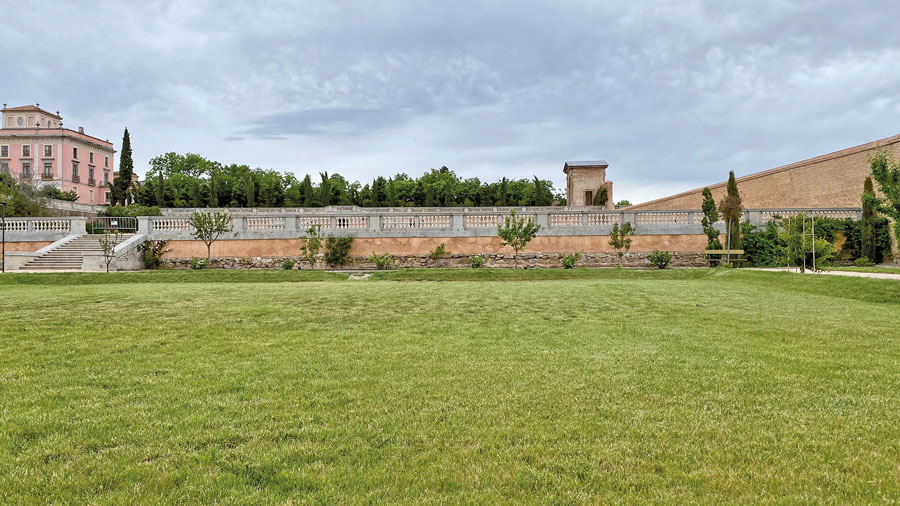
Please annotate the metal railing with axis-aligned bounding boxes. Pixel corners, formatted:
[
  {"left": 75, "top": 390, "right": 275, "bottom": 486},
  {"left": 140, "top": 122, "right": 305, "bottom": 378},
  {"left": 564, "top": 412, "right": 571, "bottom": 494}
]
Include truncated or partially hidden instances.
[{"left": 89, "top": 216, "right": 137, "bottom": 233}]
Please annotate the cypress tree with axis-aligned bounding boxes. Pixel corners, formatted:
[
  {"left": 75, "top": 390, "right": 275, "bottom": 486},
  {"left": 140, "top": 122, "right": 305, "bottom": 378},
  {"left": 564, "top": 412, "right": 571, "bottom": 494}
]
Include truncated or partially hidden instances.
[
  {"left": 499, "top": 178, "right": 508, "bottom": 206},
  {"left": 861, "top": 176, "right": 877, "bottom": 261},
  {"left": 317, "top": 172, "right": 331, "bottom": 207},
  {"left": 719, "top": 171, "right": 742, "bottom": 249},
  {"left": 301, "top": 175, "right": 314, "bottom": 207},
  {"left": 111, "top": 128, "right": 133, "bottom": 205},
  {"left": 701, "top": 187, "right": 722, "bottom": 249},
  {"left": 424, "top": 183, "right": 435, "bottom": 207},
  {"left": 246, "top": 177, "right": 256, "bottom": 207},
  {"left": 443, "top": 183, "right": 453, "bottom": 207},
  {"left": 387, "top": 178, "right": 399, "bottom": 207},
  {"left": 157, "top": 171, "right": 166, "bottom": 207},
  {"left": 208, "top": 174, "right": 218, "bottom": 207}
]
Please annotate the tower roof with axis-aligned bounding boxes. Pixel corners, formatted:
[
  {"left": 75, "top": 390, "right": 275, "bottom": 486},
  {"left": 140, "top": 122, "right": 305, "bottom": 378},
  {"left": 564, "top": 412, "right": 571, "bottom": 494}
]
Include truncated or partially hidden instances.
[
  {"left": 1, "top": 104, "right": 62, "bottom": 119},
  {"left": 563, "top": 160, "right": 608, "bottom": 173}
]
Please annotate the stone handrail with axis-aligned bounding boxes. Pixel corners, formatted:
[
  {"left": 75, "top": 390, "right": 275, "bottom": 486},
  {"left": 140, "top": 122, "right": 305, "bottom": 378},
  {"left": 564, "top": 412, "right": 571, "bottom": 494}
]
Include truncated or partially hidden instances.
[
  {"left": 1, "top": 216, "right": 86, "bottom": 241},
  {"left": 134, "top": 207, "right": 862, "bottom": 240}
]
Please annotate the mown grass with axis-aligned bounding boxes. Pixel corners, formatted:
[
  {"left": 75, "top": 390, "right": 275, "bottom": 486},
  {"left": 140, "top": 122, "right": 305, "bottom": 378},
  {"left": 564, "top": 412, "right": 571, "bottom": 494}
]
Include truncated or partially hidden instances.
[
  {"left": 0, "top": 269, "right": 347, "bottom": 285},
  {"left": 825, "top": 265, "right": 900, "bottom": 275},
  {"left": 1, "top": 270, "right": 899, "bottom": 503}
]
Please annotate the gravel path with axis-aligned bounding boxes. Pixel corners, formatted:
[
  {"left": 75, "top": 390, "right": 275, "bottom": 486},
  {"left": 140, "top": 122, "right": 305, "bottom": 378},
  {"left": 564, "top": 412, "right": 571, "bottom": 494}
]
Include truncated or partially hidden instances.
[{"left": 753, "top": 267, "right": 900, "bottom": 281}]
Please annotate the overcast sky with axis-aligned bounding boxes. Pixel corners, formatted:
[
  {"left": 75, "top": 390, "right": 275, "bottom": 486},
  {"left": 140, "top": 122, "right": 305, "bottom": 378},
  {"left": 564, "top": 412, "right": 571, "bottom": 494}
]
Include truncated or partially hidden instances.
[{"left": 3, "top": 1, "right": 899, "bottom": 203}]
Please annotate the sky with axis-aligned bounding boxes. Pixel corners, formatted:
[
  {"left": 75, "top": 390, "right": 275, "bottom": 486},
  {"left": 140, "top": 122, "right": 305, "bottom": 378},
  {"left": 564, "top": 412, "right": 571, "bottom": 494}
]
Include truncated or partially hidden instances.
[{"left": 3, "top": 0, "right": 900, "bottom": 204}]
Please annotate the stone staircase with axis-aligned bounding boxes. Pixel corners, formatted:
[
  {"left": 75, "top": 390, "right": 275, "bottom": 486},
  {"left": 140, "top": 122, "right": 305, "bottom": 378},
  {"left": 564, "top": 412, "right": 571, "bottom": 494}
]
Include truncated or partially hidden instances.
[{"left": 20, "top": 234, "right": 133, "bottom": 271}]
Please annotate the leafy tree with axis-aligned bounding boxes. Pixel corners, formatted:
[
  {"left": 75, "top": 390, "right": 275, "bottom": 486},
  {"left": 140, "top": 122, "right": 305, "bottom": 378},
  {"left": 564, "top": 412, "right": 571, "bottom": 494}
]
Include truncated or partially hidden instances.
[
  {"left": 301, "top": 175, "right": 314, "bottom": 207},
  {"left": 110, "top": 128, "right": 134, "bottom": 206},
  {"left": 208, "top": 173, "right": 219, "bottom": 207},
  {"left": 324, "top": 235, "right": 354, "bottom": 266},
  {"left": 608, "top": 222, "right": 634, "bottom": 267},
  {"left": 188, "top": 210, "right": 232, "bottom": 262},
  {"left": 592, "top": 186, "right": 608, "bottom": 207},
  {"left": 861, "top": 176, "right": 878, "bottom": 261},
  {"left": 98, "top": 230, "right": 121, "bottom": 273},
  {"left": 615, "top": 200, "right": 631, "bottom": 207},
  {"left": 0, "top": 175, "right": 50, "bottom": 217},
  {"left": 777, "top": 214, "right": 834, "bottom": 272},
  {"left": 497, "top": 209, "right": 541, "bottom": 268},
  {"left": 866, "top": 150, "right": 900, "bottom": 246},
  {"left": 424, "top": 183, "right": 435, "bottom": 207},
  {"left": 317, "top": 172, "right": 332, "bottom": 207},
  {"left": 701, "top": 187, "right": 722, "bottom": 250},
  {"left": 300, "top": 225, "right": 323, "bottom": 268},
  {"left": 245, "top": 177, "right": 256, "bottom": 207},
  {"left": 387, "top": 178, "right": 399, "bottom": 207},
  {"left": 718, "top": 171, "right": 742, "bottom": 250}
]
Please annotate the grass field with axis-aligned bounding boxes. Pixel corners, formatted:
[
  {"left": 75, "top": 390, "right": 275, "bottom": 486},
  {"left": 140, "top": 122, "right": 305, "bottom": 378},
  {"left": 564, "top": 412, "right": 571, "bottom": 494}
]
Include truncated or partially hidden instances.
[
  {"left": 1, "top": 269, "right": 899, "bottom": 503},
  {"left": 825, "top": 265, "right": 900, "bottom": 275}
]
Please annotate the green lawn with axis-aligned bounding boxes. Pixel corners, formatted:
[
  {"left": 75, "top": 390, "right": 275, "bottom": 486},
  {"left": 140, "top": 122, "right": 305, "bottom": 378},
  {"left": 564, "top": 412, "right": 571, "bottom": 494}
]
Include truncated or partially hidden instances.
[
  {"left": 2, "top": 269, "right": 899, "bottom": 503},
  {"left": 825, "top": 265, "right": 900, "bottom": 275}
]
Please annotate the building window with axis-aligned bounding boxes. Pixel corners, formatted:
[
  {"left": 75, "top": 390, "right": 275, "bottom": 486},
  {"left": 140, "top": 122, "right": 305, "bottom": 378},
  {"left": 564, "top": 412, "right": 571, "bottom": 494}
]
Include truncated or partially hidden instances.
[
  {"left": 73, "top": 147, "right": 78, "bottom": 159},
  {"left": 88, "top": 167, "right": 95, "bottom": 184},
  {"left": 43, "top": 162, "right": 53, "bottom": 178},
  {"left": 22, "top": 162, "right": 31, "bottom": 178},
  {"left": 22, "top": 145, "right": 31, "bottom": 157},
  {"left": 104, "top": 170, "right": 109, "bottom": 186},
  {"left": 16, "top": 117, "right": 23, "bottom": 127},
  {"left": 104, "top": 192, "right": 111, "bottom": 203},
  {"left": 72, "top": 161, "right": 79, "bottom": 182},
  {"left": 90, "top": 189, "right": 94, "bottom": 202},
  {"left": 104, "top": 156, "right": 109, "bottom": 168},
  {"left": 0, "top": 161, "right": 8, "bottom": 174},
  {"left": 44, "top": 145, "right": 52, "bottom": 157},
  {"left": 89, "top": 152, "right": 94, "bottom": 164},
  {"left": 1, "top": 145, "right": 7, "bottom": 157}
]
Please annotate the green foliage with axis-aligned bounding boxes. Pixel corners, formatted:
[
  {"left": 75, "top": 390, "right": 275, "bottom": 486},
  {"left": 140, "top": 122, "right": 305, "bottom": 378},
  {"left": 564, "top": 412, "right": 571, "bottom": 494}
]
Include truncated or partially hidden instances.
[
  {"left": 137, "top": 240, "right": 170, "bottom": 269},
  {"left": 369, "top": 252, "right": 393, "bottom": 270},
  {"left": 647, "top": 250, "right": 672, "bottom": 269},
  {"left": 98, "top": 230, "right": 121, "bottom": 273},
  {"left": 37, "top": 186, "right": 78, "bottom": 201},
  {"left": 0, "top": 175, "right": 49, "bottom": 217},
  {"left": 101, "top": 204, "right": 161, "bottom": 218},
  {"left": 740, "top": 222, "right": 783, "bottom": 267},
  {"left": 854, "top": 257, "right": 875, "bottom": 267},
  {"left": 110, "top": 128, "right": 134, "bottom": 205},
  {"left": 497, "top": 210, "right": 541, "bottom": 268},
  {"left": 188, "top": 211, "right": 232, "bottom": 261},
  {"left": 718, "top": 171, "right": 742, "bottom": 249},
  {"left": 615, "top": 200, "right": 631, "bottom": 207},
  {"left": 561, "top": 253, "right": 581, "bottom": 269},
  {"left": 592, "top": 187, "right": 608, "bottom": 206},
  {"left": 324, "top": 235, "right": 354, "bottom": 266},
  {"left": 608, "top": 222, "right": 634, "bottom": 266},
  {"left": 189, "top": 257, "right": 209, "bottom": 270},
  {"left": 701, "top": 187, "right": 722, "bottom": 250},
  {"left": 300, "top": 225, "right": 323, "bottom": 267},
  {"left": 428, "top": 243, "right": 448, "bottom": 260},
  {"left": 867, "top": 150, "right": 900, "bottom": 243},
  {"left": 777, "top": 214, "right": 834, "bottom": 271},
  {"left": 861, "top": 176, "right": 878, "bottom": 261},
  {"left": 281, "top": 258, "right": 296, "bottom": 270},
  {"left": 468, "top": 255, "right": 486, "bottom": 268}
]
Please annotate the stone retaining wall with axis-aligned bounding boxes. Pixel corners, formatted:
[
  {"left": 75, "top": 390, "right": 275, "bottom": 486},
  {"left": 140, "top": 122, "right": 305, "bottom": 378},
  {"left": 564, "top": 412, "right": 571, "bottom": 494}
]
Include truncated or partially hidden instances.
[{"left": 160, "top": 251, "right": 709, "bottom": 270}]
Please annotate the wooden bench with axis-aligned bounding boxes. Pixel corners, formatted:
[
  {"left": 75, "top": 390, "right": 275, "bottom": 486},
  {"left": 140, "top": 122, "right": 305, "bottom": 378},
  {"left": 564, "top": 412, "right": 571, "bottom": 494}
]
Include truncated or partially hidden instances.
[{"left": 704, "top": 249, "right": 746, "bottom": 267}]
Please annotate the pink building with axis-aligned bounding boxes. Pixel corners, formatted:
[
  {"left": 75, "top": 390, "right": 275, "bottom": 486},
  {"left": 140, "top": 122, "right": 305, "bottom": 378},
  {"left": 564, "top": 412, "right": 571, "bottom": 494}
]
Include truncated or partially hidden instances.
[{"left": 1, "top": 104, "right": 116, "bottom": 205}]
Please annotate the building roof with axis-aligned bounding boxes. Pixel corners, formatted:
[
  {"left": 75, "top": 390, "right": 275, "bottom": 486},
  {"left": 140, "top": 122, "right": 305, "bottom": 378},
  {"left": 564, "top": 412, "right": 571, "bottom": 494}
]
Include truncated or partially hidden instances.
[
  {"left": 1, "top": 104, "right": 62, "bottom": 119},
  {"left": 563, "top": 160, "right": 608, "bottom": 174}
]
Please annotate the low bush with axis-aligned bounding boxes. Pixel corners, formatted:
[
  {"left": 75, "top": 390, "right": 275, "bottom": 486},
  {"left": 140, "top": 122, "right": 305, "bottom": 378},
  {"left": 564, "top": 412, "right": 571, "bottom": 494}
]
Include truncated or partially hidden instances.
[
  {"left": 101, "top": 205, "right": 162, "bottom": 218},
  {"left": 370, "top": 253, "right": 392, "bottom": 270},
  {"left": 647, "top": 250, "right": 672, "bottom": 269},
  {"left": 428, "top": 243, "right": 448, "bottom": 260},
  {"left": 189, "top": 257, "right": 209, "bottom": 270},
  {"left": 468, "top": 255, "right": 486, "bottom": 268},
  {"left": 854, "top": 256, "right": 875, "bottom": 267},
  {"left": 137, "top": 240, "right": 170, "bottom": 269},
  {"left": 281, "top": 259, "right": 296, "bottom": 270},
  {"left": 324, "top": 235, "right": 354, "bottom": 266},
  {"left": 561, "top": 253, "right": 581, "bottom": 269}
]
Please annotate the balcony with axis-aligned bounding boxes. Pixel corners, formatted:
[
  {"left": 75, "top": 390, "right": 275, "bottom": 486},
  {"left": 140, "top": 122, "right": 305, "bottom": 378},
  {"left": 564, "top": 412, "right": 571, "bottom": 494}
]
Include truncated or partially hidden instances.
[
  {"left": 41, "top": 173, "right": 53, "bottom": 181},
  {"left": 72, "top": 174, "right": 80, "bottom": 183},
  {"left": 88, "top": 179, "right": 96, "bottom": 186}
]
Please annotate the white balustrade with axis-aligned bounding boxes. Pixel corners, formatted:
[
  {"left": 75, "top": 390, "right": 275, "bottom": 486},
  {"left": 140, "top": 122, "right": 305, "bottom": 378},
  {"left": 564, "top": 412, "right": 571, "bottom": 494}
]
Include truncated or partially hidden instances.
[
  {"left": 382, "top": 216, "right": 417, "bottom": 229},
  {"left": 549, "top": 214, "right": 583, "bottom": 227},
  {"left": 418, "top": 215, "right": 451, "bottom": 228},
  {"left": 32, "top": 220, "right": 71, "bottom": 232},
  {"left": 635, "top": 212, "right": 690, "bottom": 225},
  {"left": 587, "top": 213, "right": 619, "bottom": 226},
  {"left": 334, "top": 216, "right": 368, "bottom": 229},
  {"left": 245, "top": 217, "right": 285, "bottom": 230},
  {"left": 1, "top": 220, "right": 29, "bottom": 232},
  {"left": 151, "top": 218, "right": 191, "bottom": 232},
  {"left": 297, "top": 217, "right": 331, "bottom": 229}
]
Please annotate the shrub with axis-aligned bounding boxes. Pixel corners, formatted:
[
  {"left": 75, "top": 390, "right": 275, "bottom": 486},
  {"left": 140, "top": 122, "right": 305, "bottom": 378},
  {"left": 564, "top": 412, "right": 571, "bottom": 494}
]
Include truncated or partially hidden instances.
[
  {"left": 281, "top": 259, "right": 296, "bottom": 270},
  {"left": 189, "top": 210, "right": 232, "bottom": 262},
  {"left": 428, "top": 243, "right": 448, "bottom": 260},
  {"left": 647, "top": 250, "right": 672, "bottom": 269},
  {"left": 324, "top": 235, "right": 354, "bottom": 266},
  {"left": 369, "top": 252, "right": 392, "bottom": 270},
  {"left": 101, "top": 205, "right": 161, "bottom": 218},
  {"left": 468, "top": 255, "right": 486, "bottom": 268},
  {"left": 609, "top": 222, "right": 634, "bottom": 267},
  {"left": 497, "top": 210, "right": 541, "bottom": 268},
  {"left": 741, "top": 222, "right": 783, "bottom": 267},
  {"left": 854, "top": 256, "right": 875, "bottom": 267},
  {"left": 137, "top": 240, "right": 170, "bottom": 269},
  {"left": 561, "top": 253, "right": 581, "bottom": 269},
  {"left": 189, "top": 257, "right": 209, "bottom": 270},
  {"left": 300, "top": 225, "right": 323, "bottom": 267},
  {"left": 592, "top": 187, "right": 608, "bottom": 206}
]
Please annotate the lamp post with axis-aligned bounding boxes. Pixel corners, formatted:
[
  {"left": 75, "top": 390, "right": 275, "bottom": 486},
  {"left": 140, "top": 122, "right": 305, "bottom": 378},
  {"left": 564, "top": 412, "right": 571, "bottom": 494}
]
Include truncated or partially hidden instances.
[{"left": 1, "top": 201, "right": 6, "bottom": 273}]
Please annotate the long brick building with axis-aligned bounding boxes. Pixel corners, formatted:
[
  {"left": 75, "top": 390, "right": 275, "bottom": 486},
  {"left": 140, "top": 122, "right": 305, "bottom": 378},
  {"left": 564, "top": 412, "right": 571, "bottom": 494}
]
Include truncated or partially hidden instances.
[{"left": 628, "top": 133, "right": 900, "bottom": 211}]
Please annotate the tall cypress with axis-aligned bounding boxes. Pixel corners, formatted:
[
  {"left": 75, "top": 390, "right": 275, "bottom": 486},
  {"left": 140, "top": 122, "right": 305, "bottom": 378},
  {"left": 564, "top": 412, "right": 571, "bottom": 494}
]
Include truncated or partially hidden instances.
[
  {"left": 111, "top": 128, "right": 133, "bottom": 205},
  {"left": 861, "top": 176, "right": 877, "bottom": 261},
  {"left": 719, "top": 171, "right": 742, "bottom": 249},
  {"left": 301, "top": 175, "right": 314, "bottom": 207},
  {"left": 424, "top": 183, "right": 435, "bottom": 207},
  {"left": 246, "top": 177, "right": 256, "bottom": 207},
  {"left": 701, "top": 187, "right": 722, "bottom": 249},
  {"left": 317, "top": 172, "right": 331, "bottom": 207},
  {"left": 208, "top": 174, "right": 219, "bottom": 207},
  {"left": 387, "top": 178, "right": 399, "bottom": 207}
]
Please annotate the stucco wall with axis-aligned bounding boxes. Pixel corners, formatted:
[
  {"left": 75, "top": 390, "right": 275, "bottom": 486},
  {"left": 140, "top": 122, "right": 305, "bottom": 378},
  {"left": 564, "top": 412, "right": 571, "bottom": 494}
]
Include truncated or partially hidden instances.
[
  {"left": 160, "top": 234, "right": 709, "bottom": 259},
  {"left": 0, "top": 241, "right": 52, "bottom": 259},
  {"left": 630, "top": 134, "right": 900, "bottom": 211}
]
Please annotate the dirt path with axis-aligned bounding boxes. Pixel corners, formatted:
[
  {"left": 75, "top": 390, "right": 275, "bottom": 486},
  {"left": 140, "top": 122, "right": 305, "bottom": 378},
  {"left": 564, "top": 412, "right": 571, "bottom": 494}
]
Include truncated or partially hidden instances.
[{"left": 753, "top": 267, "right": 900, "bottom": 281}]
